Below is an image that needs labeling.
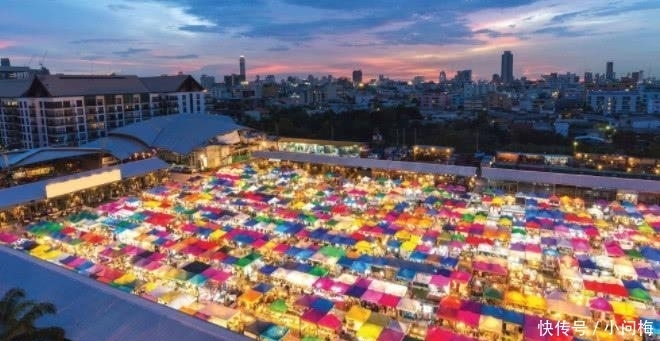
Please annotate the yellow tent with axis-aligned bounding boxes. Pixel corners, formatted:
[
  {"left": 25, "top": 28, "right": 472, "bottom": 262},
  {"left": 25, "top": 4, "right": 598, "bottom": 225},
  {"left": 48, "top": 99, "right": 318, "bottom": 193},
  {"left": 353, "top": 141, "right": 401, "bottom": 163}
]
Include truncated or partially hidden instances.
[
  {"left": 525, "top": 295, "right": 547, "bottom": 310},
  {"left": 355, "top": 241, "right": 373, "bottom": 254},
  {"left": 394, "top": 230, "right": 412, "bottom": 241},
  {"left": 504, "top": 291, "right": 525, "bottom": 306},
  {"left": 346, "top": 305, "right": 372, "bottom": 326},
  {"left": 491, "top": 197, "right": 505, "bottom": 206},
  {"left": 238, "top": 289, "right": 263, "bottom": 305},
  {"left": 610, "top": 301, "right": 637, "bottom": 318},
  {"left": 400, "top": 240, "right": 418, "bottom": 252},
  {"left": 356, "top": 323, "right": 384, "bottom": 341},
  {"left": 595, "top": 219, "right": 610, "bottom": 229},
  {"left": 114, "top": 273, "right": 137, "bottom": 285},
  {"left": 209, "top": 229, "right": 226, "bottom": 241},
  {"left": 143, "top": 201, "right": 161, "bottom": 209}
]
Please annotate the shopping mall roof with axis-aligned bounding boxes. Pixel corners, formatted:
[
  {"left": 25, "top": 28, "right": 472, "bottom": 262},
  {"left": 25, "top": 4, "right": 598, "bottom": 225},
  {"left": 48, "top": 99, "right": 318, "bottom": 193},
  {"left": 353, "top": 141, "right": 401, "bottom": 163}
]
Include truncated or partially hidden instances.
[
  {"left": 252, "top": 151, "right": 477, "bottom": 177},
  {"left": 0, "top": 148, "right": 102, "bottom": 169},
  {"left": 80, "top": 135, "right": 150, "bottom": 160},
  {"left": 109, "top": 114, "right": 246, "bottom": 155},
  {"left": 0, "top": 247, "right": 249, "bottom": 341},
  {"left": 0, "top": 158, "right": 168, "bottom": 210},
  {"left": 481, "top": 167, "right": 660, "bottom": 193}
]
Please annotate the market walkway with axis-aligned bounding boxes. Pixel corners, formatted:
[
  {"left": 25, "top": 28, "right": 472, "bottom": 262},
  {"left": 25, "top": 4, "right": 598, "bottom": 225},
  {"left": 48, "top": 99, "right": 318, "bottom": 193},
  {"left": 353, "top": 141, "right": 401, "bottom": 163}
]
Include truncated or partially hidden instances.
[{"left": 0, "top": 245, "right": 251, "bottom": 341}]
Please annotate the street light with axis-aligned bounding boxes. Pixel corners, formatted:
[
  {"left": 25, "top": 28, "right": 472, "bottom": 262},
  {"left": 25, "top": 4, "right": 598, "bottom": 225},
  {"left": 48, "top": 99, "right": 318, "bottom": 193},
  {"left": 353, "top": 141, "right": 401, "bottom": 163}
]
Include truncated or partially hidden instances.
[{"left": 572, "top": 141, "right": 578, "bottom": 155}]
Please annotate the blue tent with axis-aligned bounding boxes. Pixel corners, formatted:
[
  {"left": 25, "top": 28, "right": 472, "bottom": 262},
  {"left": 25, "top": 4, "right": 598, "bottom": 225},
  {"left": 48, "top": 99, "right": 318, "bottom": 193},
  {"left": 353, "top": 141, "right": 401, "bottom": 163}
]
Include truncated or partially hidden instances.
[
  {"left": 259, "top": 265, "right": 278, "bottom": 276},
  {"left": 253, "top": 283, "right": 274, "bottom": 293},
  {"left": 345, "top": 285, "right": 367, "bottom": 298},
  {"left": 396, "top": 268, "right": 416, "bottom": 281},
  {"left": 409, "top": 251, "right": 428, "bottom": 262},
  {"left": 501, "top": 309, "right": 524, "bottom": 325},
  {"left": 641, "top": 247, "right": 660, "bottom": 262},
  {"left": 310, "top": 297, "right": 334, "bottom": 313},
  {"left": 336, "top": 257, "right": 354, "bottom": 269},
  {"left": 481, "top": 305, "right": 505, "bottom": 319},
  {"left": 351, "top": 261, "right": 369, "bottom": 273}
]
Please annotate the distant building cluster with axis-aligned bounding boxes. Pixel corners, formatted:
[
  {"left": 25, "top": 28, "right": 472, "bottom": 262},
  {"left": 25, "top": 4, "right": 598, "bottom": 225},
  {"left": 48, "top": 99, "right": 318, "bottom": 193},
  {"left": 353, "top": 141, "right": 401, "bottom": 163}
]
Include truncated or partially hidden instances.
[
  {"left": 197, "top": 53, "right": 660, "bottom": 139},
  {"left": 2, "top": 51, "right": 660, "bottom": 153}
]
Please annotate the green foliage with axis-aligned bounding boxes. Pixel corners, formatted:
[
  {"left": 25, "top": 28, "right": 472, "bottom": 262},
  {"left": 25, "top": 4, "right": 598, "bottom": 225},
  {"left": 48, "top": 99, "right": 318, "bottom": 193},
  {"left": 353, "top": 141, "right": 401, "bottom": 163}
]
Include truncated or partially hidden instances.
[
  {"left": 0, "top": 288, "right": 69, "bottom": 341},
  {"left": 243, "top": 107, "right": 576, "bottom": 153}
]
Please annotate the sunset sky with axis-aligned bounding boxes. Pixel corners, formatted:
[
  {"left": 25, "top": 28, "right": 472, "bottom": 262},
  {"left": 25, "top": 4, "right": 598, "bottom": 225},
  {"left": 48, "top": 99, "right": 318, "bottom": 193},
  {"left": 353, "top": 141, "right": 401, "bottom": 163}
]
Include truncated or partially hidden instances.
[{"left": 1, "top": 0, "right": 659, "bottom": 81}]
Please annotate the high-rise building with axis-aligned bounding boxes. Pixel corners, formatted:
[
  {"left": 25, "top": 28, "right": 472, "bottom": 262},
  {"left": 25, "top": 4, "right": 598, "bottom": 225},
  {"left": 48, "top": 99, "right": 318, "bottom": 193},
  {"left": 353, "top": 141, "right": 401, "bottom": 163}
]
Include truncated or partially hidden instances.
[
  {"left": 0, "top": 74, "right": 206, "bottom": 149},
  {"left": 584, "top": 72, "right": 593, "bottom": 85},
  {"left": 501, "top": 51, "right": 514, "bottom": 84},
  {"left": 454, "top": 70, "right": 472, "bottom": 85},
  {"left": 438, "top": 71, "right": 447, "bottom": 83},
  {"left": 239, "top": 56, "right": 246, "bottom": 82},
  {"left": 352, "top": 70, "right": 363, "bottom": 85},
  {"left": 606, "top": 61, "right": 614, "bottom": 81},
  {"left": 200, "top": 74, "right": 215, "bottom": 90}
]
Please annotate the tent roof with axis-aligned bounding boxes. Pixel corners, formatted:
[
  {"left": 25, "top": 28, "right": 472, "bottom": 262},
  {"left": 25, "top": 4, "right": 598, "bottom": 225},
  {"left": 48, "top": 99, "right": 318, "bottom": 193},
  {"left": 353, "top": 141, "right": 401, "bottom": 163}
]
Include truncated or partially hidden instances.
[{"left": 0, "top": 247, "right": 250, "bottom": 341}]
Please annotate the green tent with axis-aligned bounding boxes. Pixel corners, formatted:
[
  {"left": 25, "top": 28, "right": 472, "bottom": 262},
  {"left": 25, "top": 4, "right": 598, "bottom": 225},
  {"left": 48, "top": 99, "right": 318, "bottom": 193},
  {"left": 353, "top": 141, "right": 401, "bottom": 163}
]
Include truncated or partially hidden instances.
[
  {"left": 451, "top": 234, "right": 466, "bottom": 242},
  {"left": 511, "top": 228, "right": 527, "bottom": 235},
  {"left": 483, "top": 287, "right": 503, "bottom": 301},
  {"left": 625, "top": 249, "right": 643, "bottom": 259},
  {"left": 269, "top": 299, "right": 288, "bottom": 313},
  {"left": 461, "top": 213, "right": 474, "bottom": 223},
  {"left": 629, "top": 288, "right": 651, "bottom": 302},
  {"left": 308, "top": 266, "right": 329, "bottom": 277},
  {"left": 319, "top": 246, "right": 345, "bottom": 258}
]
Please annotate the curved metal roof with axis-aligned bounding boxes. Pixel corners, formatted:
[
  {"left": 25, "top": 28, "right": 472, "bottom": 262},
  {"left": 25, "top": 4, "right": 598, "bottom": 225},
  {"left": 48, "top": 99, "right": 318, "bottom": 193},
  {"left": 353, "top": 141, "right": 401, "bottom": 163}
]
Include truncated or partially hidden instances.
[
  {"left": 0, "top": 148, "right": 101, "bottom": 169},
  {"left": 109, "top": 114, "right": 245, "bottom": 155},
  {"left": 80, "top": 136, "right": 149, "bottom": 160}
]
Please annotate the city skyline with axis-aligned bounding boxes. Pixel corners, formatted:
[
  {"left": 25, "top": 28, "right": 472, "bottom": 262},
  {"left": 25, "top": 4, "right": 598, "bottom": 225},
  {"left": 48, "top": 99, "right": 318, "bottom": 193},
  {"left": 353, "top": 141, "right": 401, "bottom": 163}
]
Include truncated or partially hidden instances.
[{"left": 1, "top": 0, "right": 659, "bottom": 81}]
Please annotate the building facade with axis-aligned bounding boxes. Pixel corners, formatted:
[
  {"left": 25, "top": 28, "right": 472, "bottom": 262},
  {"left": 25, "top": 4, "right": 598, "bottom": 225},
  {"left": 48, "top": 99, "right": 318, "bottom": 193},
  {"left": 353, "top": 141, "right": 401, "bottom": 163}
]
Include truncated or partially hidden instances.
[
  {"left": 501, "top": 51, "right": 514, "bottom": 84},
  {"left": 0, "top": 74, "right": 205, "bottom": 149},
  {"left": 586, "top": 90, "right": 641, "bottom": 115}
]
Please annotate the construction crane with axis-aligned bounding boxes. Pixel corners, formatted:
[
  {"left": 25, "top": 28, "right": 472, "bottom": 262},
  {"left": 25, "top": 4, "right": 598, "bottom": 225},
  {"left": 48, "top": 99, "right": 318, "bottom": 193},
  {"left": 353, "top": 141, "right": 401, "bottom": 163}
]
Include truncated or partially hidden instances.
[{"left": 39, "top": 50, "right": 48, "bottom": 69}]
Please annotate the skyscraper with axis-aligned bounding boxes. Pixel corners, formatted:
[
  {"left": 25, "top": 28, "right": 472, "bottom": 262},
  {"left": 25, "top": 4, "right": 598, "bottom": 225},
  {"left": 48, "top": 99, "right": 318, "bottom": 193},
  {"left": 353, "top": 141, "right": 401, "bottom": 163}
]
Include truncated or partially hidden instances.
[
  {"left": 239, "top": 56, "right": 246, "bottom": 82},
  {"left": 501, "top": 51, "right": 514, "bottom": 84},
  {"left": 606, "top": 61, "right": 614, "bottom": 81},
  {"left": 352, "top": 70, "right": 363, "bottom": 84}
]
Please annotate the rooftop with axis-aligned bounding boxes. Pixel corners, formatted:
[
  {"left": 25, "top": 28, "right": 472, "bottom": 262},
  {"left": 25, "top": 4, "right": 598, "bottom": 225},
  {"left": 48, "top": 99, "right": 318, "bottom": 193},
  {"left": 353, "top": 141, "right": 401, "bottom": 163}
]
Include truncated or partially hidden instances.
[{"left": 109, "top": 114, "right": 246, "bottom": 155}]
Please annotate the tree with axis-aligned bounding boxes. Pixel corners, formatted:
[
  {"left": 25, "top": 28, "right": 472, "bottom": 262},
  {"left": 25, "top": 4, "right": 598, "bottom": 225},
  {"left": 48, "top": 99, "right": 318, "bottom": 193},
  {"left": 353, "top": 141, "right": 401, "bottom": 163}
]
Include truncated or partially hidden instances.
[{"left": 0, "top": 288, "right": 69, "bottom": 341}]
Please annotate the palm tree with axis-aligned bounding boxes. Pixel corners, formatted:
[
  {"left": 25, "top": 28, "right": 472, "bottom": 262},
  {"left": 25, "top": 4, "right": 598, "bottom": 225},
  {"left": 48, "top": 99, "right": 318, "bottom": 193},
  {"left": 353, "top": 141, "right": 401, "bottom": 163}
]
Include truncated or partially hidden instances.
[{"left": 0, "top": 288, "right": 69, "bottom": 341}]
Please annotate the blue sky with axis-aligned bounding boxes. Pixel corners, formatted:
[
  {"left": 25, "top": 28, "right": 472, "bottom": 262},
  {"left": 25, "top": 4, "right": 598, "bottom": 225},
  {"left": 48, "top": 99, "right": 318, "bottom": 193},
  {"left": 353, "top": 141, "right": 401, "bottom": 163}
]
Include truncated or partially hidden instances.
[{"left": 1, "top": 0, "right": 659, "bottom": 81}]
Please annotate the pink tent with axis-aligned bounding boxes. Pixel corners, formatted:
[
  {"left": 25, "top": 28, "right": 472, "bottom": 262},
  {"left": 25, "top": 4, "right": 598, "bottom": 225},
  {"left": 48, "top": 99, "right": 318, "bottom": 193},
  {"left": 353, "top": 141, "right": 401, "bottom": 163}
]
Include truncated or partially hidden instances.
[
  {"left": 314, "top": 277, "right": 335, "bottom": 291},
  {"left": 378, "top": 294, "right": 401, "bottom": 308},
  {"left": 571, "top": 238, "right": 591, "bottom": 252},
  {"left": 362, "top": 289, "right": 384, "bottom": 304},
  {"left": 317, "top": 313, "right": 342, "bottom": 331},
  {"left": 377, "top": 328, "right": 405, "bottom": 341},
  {"left": 589, "top": 297, "right": 613, "bottom": 312},
  {"left": 429, "top": 275, "right": 450, "bottom": 288},
  {"left": 425, "top": 327, "right": 476, "bottom": 341},
  {"left": 450, "top": 270, "right": 471, "bottom": 282},
  {"left": 604, "top": 241, "right": 625, "bottom": 257},
  {"left": 0, "top": 232, "right": 19, "bottom": 244},
  {"left": 301, "top": 309, "right": 326, "bottom": 324}
]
